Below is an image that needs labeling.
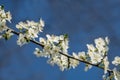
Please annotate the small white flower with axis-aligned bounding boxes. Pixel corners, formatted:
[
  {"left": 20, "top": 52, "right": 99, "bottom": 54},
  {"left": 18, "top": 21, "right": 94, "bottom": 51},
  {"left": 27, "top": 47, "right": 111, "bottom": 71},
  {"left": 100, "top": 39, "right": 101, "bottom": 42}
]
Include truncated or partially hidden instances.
[
  {"left": 27, "top": 28, "right": 38, "bottom": 38},
  {"left": 87, "top": 44, "right": 96, "bottom": 52},
  {"left": 95, "top": 38, "right": 106, "bottom": 46},
  {"left": 5, "top": 29, "right": 13, "bottom": 39},
  {"left": 103, "top": 57, "right": 109, "bottom": 74},
  {"left": 0, "top": 24, "right": 7, "bottom": 33},
  {"left": 84, "top": 64, "right": 92, "bottom": 72},
  {"left": 112, "top": 56, "right": 120, "bottom": 66},
  {"left": 17, "top": 34, "right": 27, "bottom": 46},
  {"left": 39, "top": 37, "right": 46, "bottom": 45},
  {"left": 70, "top": 58, "right": 79, "bottom": 69},
  {"left": 27, "top": 20, "right": 37, "bottom": 27},
  {"left": 1, "top": 12, "right": 6, "bottom": 18},
  {"left": 16, "top": 24, "right": 23, "bottom": 30},
  {"left": 0, "top": 7, "right": 11, "bottom": 22},
  {"left": 78, "top": 51, "right": 86, "bottom": 60},
  {"left": 72, "top": 52, "right": 79, "bottom": 59},
  {"left": 94, "top": 37, "right": 109, "bottom": 56},
  {"left": 39, "top": 18, "right": 45, "bottom": 27},
  {"left": 59, "top": 55, "right": 68, "bottom": 71},
  {"left": 113, "top": 68, "right": 120, "bottom": 80},
  {"left": 0, "top": 6, "right": 12, "bottom": 33},
  {"left": 60, "top": 37, "right": 69, "bottom": 53},
  {"left": 16, "top": 22, "right": 28, "bottom": 29},
  {"left": 105, "top": 37, "right": 110, "bottom": 45},
  {"left": 6, "top": 11, "right": 12, "bottom": 22},
  {"left": 88, "top": 52, "right": 102, "bottom": 64},
  {"left": 52, "top": 45, "right": 60, "bottom": 53},
  {"left": 46, "top": 34, "right": 59, "bottom": 43},
  {"left": 34, "top": 48, "right": 41, "bottom": 57}
]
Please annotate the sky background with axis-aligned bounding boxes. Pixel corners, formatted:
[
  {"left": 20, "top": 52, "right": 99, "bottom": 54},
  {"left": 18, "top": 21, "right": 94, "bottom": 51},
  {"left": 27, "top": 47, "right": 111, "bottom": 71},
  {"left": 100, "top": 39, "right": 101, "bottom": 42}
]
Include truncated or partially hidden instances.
[{"left": 0, "top": 0, "right": 120, "bottom": 80}]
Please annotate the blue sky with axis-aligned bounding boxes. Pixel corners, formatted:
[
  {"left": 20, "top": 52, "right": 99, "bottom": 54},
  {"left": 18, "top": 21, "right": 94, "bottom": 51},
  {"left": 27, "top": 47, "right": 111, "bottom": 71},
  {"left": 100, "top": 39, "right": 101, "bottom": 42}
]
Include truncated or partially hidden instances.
[{"left": 0, "top": 0, "right": 120, "bottom": 80}]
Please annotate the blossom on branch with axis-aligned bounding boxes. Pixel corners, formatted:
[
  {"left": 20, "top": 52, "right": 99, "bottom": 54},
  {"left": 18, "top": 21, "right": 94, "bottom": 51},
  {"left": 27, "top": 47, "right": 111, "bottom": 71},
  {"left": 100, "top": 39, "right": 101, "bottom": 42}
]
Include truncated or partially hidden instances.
[
  {"left": 34, "top": 34, "right": 70, "bottom": 71},
  {"left": 16, "top": 19, "right": 44, "bottom": 46},
  {"left": 0, "top": 6, "right": 12, "bottom": 40},
  {"left": 113, "top": 68, "right": 120, "bottom": 80},
  {"left": 87, "top": 37, "right": 109, "bottom": 64},
  {"left": 112, "top": 56, "right": 120, "bottom": 66},
  {"left": 103, "top": 57, "right": 109, "bottom": 74}
]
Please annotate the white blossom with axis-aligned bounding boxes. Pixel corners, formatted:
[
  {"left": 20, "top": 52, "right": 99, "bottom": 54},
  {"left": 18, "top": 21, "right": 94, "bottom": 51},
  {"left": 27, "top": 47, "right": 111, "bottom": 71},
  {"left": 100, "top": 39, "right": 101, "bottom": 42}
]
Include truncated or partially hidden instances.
[
  {"left": 34, "top": 48, "right": 41, "bottom": 57},
  {"left": 87, "top": 37, "right": 109, "bottom": 64},
  {"left": 112, "top": 56, "right": 120, "bottom": 66},
  {"left": 87, "top": 44, "right": 102, "bottom": 64},
  {"left": 95, "top": 37, "right": 106, "bottom": 46},
  {"left": 47, "top": 54, "right": 68, "bottom": 71},
  {"left": 72, "top": 52, "right": 79, "bottom": 59},
  {"left": 78, "top": 52, "right": 86, "bottom": 60},
  {"left": 59, "top": 55, "right": 69, "bottom": 71},
  {"left": 0, "top": 6, "right": 12, "bottom": 33},
  {"left": 87, "top": 44, "right": 96, "bottom": 52},
  {"left": 94, "top": 37, "right": 109, "bottom": 56},
  {"left": 39, "top": 37, "right": 46, "bottom": 45},
  {"left": 16, "top": 19, "right": 44, "bottom": 41},
  {"left": 88, "top": 51, "right": 102, "bottom": 64},
  {"left": 46, "top": 34, "right": 59, "bottom": 43},
  {"left": 103, "top": 57, "right": 109, "bottom": 74},
  {"left": 34, "top": 48, "right": 49, "bottom": 58},
  {"left": 6, "top": 11, "right": 12, "bottom": 22},
  {"left": 17, "top": 33, "right": 27, "bottom": 46},
  {"left": 84, "top": 64, "right": 92, "bottom": 72},
  {"left": 4, "top": 29, "right": 13, "bottom": 39},
  {"left": 34, "top": 34, "right": 69, "bottom": 71},
  {"left": 45, "top": 34, "right": 69, "bottom": 54},
  {"left": 69, "top": 58, "right": 79, "bottom": 69},
  {"left": 60, "top": 35, "right": 69, "bottom": 53},
  {"left": 113, "top": 68, "right": 120, "bottom": 80},
  {"left": 16, "top": 22, "right": 27, "bottom": 29},
  {"left": 39, "top": 18, "right": 45, "bottom": 29},
  {"left": 27, "top": 28, "right": 38, "bottom": 38},
  {"left": 0, "top": 24, "right": 7, "bottom": 33},
  {"left": 105, "top": 37, "right": 110, "bottom": 45}
]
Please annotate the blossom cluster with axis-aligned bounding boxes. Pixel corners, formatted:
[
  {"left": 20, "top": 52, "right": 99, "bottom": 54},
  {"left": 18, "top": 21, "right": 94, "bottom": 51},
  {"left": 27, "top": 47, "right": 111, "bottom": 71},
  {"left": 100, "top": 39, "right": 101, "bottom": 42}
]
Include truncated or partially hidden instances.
[
  {"left": 113, "top": 68, "right": 120, "bottom": 80},
  {"left": 112, "top": 56, "right": 120, "bottom": 80},
  {"left": 16, "top": 19, "right": 44, "bottom": 46},
  {"left": 0, "top": 6, "right": 13, "bottom": 39},
  {"left": 34, "top": 35, "right": 110, "bottom": 73},
  {"left": 112, "top": 56, "right": 120, "bottom": 66},
  {"left": 87, "top": 37, "right": 109, "bottom": 64},
  {"left": 87, "top": 37, "right": 109, "bottom": 73},
  {"left": 33, "top": 34, "right": 120, "bottom": 80},
  {"left": 34, "top": 34, "right": 71, "bottom": 71}
]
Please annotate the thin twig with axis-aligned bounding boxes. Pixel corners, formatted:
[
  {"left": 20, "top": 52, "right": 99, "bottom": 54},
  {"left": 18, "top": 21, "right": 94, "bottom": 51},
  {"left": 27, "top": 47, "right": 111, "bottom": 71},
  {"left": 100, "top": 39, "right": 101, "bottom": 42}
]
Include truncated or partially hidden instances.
[{"left": 9, "top": 28, "right": 113, "bottom": 74}]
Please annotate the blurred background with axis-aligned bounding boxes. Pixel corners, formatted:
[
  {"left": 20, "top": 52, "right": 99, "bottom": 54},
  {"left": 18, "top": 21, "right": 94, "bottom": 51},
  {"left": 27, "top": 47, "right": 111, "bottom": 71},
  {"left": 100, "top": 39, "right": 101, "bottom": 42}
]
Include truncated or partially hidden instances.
[{"left": 0, "top": 0, "right": 120, "bottom": 80}]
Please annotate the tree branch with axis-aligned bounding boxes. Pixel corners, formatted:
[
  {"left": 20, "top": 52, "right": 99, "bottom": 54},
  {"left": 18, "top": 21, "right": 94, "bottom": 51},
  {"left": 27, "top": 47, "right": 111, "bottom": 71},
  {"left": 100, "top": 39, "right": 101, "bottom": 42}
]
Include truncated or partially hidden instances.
[{"left": 9, "top": 28, "right": 113, "bottom": 74}]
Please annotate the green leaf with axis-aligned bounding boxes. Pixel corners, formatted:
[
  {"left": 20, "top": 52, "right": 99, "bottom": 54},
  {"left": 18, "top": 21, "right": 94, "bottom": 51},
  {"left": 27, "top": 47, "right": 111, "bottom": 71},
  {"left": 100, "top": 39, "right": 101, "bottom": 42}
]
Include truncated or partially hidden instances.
[
  {"left": 2, "top": 34, "right": 9, "bottom": 40},
  {"left": 1, "top": 5, "right": 4, "bottom": 10},
  {"left": 64, "top": 34, "right": 68, "bottom": 39}
]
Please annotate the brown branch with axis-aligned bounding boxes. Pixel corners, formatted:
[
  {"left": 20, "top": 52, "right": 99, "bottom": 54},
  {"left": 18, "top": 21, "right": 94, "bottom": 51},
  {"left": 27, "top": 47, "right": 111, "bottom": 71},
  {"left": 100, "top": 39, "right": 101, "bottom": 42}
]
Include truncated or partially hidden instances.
[{"left": 9, "top": 28, "right": 113, "bottom": 74}]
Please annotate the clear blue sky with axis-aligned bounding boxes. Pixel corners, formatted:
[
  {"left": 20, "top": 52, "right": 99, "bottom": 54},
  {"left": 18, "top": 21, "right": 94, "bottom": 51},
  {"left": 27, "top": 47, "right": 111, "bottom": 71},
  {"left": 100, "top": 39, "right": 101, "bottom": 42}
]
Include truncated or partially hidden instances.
[{"left": 0, "top": 0, "right": 120, "bottom": 80}]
